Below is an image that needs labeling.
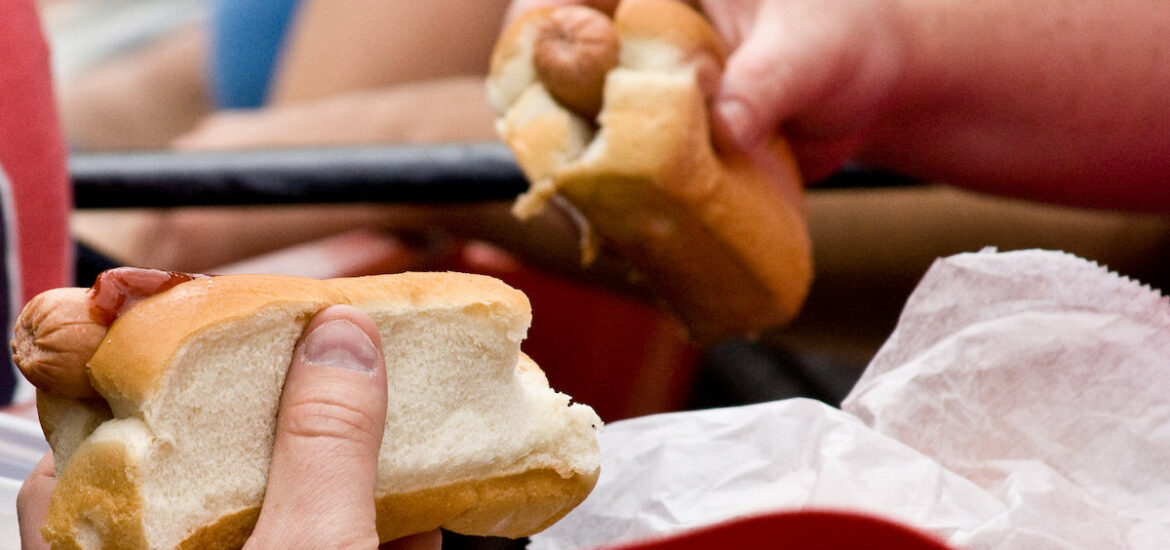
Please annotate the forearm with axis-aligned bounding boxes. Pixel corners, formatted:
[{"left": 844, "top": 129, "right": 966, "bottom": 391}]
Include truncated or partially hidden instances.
[
  {"left": 173, "top": 77, "right": 497, "bottom": 150},
  {"left": 61, "top": 26, "right": 210, "bottom": 151},
  {"left": 272, "top": 0, "right": 509, "bottom": 104},
  {"left": 869, "top": 0, "right": 1170, "bottom": 210}
]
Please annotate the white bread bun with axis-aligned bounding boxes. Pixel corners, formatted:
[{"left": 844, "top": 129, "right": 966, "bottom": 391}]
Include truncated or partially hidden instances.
[
  {"left": 36, "top": 272, "right": 602, "bottom": 549},
  {"left": 488, "top": 0, "right": 814, "bottom": 343}
]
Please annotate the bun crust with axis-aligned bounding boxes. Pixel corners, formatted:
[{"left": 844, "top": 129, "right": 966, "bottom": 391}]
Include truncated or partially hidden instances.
[
  {"left": 489, "top": 0, "right": 813, "bottom": 342},
  {"left": 164, "top": 465, "right": 600, "bottom": 550},
  {"left": 38, "top": 272, "right": 601, "bottom": 549}
]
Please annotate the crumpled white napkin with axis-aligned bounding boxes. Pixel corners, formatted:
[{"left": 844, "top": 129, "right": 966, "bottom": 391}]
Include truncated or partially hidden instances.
[{"left": 531, "top": 249, "right": 1170, "bottom": 550}]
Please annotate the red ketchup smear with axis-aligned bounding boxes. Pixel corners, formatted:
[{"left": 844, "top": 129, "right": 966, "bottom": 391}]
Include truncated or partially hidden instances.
[{"left": 88, "top": 267, "right": 210, "bottom": 326}]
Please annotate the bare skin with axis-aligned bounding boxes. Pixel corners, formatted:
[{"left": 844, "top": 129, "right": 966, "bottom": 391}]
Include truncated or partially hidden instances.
[
  {"left": 173, "top": 0, "right": 509, "bottom": 149},
  {"left": 508, "top": 0, "right": 1170, "bottom": 212},
  {"left": 17, "top": 307, "right": 442, "bottom": 550},
  {"left": 59, "top": 0, "right": 510, "bottom": 151},
  {"left": 72, "top": 0, "right": 511, "bottom": 278}
]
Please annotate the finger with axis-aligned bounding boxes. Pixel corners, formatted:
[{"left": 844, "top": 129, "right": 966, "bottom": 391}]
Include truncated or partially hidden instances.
[
  {"left": 17, "top": 452, "right": 56, "bottom": 550},
  {"left": 245, "top": 305, "right": 388, "bottom": 550},
  {"left": 712, "top": 2, "right": 832, "bottom": 151}
]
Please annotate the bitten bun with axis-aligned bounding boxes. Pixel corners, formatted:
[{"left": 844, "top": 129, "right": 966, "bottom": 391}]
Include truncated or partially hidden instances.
[
  {"left": 488, "top": 0, "right": 813, "bottom": 342},
  {"left": 32, "top": 272, "right": 602, "bottom": 549}
]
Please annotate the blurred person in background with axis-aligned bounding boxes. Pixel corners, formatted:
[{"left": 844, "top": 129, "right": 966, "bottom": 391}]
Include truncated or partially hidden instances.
[
  {"left": 180, "top": 0, "right": 507, "bottom": 148},
  {"left": 64, "top": 0, "right": 517, "bottom": 274},
  {"left": 58, "top": 0, "right": 507, "bottom": 152}
]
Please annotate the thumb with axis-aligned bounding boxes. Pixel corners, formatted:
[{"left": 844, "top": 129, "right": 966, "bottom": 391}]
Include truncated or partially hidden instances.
[
  {"left": 246, "top": 305, "right": 388, "bottom": 550},
  {"left": 711, "top": 0, "right": 849, "bottom": 152},
  {"left": 711, "top": 2, "right": 902, "bottom": 181},
  {"left": 713, "top": 24, "right": 806, "bottom": 153}
]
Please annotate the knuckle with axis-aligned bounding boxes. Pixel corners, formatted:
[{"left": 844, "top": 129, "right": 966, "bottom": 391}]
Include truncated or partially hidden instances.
[{"left": 279, "top": 395, "right": 382, "bottom": 447}]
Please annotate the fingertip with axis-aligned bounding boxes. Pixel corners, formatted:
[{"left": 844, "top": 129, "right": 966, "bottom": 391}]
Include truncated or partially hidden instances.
[
  {"left": 714, "top": 16, "right": 810, "bottom": 156},
  {"left": 279, "top": 305, "right": 388, "bottom": 446},
  {"left": 302, "top": 304, "right": 381, "bottom": 346},
  {"left": 249, "top": 305, "right": 389, "bottom": 548},
  {"left": 296, "top": 305, "right": 383, "bottom": 375},
  {"left": 711, "top": 97, "right": 761, "bottom": 154}
]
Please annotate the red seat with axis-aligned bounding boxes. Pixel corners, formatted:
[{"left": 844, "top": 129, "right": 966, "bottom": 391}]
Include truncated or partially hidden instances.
[{"left": 596, "top": 510, "right": 957, "bottom": 550}]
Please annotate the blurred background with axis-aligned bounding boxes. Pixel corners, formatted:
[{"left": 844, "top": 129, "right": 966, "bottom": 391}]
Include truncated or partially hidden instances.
[{"left": 46, "top": 0, "right": 1170, "bottom": 419}]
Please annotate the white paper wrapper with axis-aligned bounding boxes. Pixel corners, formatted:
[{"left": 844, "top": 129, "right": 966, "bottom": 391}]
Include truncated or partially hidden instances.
[{"left": 531, "top": 249, "right": 1170, "bottom": 550}]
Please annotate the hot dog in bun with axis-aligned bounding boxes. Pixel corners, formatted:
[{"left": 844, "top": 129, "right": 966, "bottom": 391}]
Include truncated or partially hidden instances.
[
  {"left": 488, "top": 0, "right": 814, "bottom": 342},
  {"left": 13, "top": 268, "right": 602, "bottom": 549}
]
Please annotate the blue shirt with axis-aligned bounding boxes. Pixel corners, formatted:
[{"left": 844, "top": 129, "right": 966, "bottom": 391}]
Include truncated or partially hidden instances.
[{"left": 208, "top": 0, "right": 303, "bottom": 109}]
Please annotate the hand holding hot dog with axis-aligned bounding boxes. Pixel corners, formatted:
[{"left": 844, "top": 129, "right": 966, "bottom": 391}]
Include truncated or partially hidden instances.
[
  {"left": 17, "top": 306, "right": 442, "bottom": 550},
  {"left": 491, "top": 0, "right": 813, "bottom": 342},
  {"left": 15, "top": 270, "right": 600, "bottom": 549},
  {"left": 507, "top": 0, "right": 1170, "bottom": 211}
]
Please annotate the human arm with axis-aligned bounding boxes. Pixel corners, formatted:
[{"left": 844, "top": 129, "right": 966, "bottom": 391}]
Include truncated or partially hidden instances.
[
  {"left": 59, "top": 26, "right": 211, "bottom": 151},
  {"left": 173, "top": 0, "right": 511, "bottom": 149},
  {"left": 853, "top": 0, "right": 1170, "bottom": 211},
  {"left": 508, "top": 0, "right": 1170, "bottom": 212},
  {"left": 171, "top": 76, "right": 497, "bottom": 150},
  {"left": 270, "top": 0, "right": 509, "bottom": 104}
]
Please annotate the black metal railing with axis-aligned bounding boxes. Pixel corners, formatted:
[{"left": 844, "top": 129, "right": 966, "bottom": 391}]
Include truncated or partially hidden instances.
[{"left": 71, "top": 142, "right": 917, "bottom": 209}]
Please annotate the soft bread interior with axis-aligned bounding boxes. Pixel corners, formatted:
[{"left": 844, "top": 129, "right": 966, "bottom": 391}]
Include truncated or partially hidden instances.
[
  {"left": 489, "top": 2, "right": 720, "bottom": 267},
  {"left": 41, "top": 273, "right": 602, "bottom": 549},
  {"left": 488, "top": 0, "right": 813, "bottom": 341},
  {"left": 489, "top": 8, "right": 713, "bottom": 197}
]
